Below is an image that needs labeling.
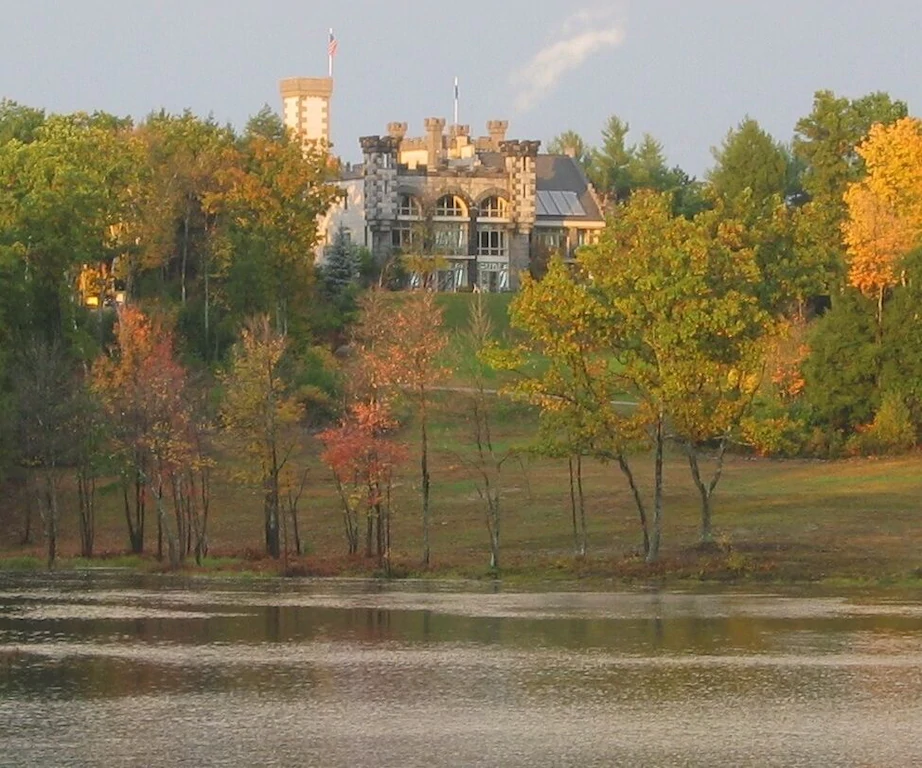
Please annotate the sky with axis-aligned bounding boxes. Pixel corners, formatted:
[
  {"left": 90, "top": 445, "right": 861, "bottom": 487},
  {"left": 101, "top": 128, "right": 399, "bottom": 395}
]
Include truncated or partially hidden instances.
[{"left": 3, "top": 0, "right": 922, "bottom": 178}]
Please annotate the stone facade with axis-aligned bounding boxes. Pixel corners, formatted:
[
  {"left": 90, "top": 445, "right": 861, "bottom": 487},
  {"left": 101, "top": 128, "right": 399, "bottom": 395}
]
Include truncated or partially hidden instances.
[{"left": 356, "top": 121, "right": 560, "bottom": 290}]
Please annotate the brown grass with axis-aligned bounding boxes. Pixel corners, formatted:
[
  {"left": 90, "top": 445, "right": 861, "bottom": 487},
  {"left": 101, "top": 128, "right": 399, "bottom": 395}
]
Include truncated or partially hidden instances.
[{"left": 3, "top": 395, "right": 922, "bottom": 585}]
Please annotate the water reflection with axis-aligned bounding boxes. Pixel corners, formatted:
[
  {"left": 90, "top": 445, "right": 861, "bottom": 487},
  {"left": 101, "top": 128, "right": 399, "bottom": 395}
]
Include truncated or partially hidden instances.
[{"left": 2, "top": 572, "right": 922, "bottom": 767}]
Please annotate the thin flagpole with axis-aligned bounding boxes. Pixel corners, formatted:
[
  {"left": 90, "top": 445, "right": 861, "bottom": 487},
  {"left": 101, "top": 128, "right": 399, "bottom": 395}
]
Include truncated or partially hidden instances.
[
  {"left": 453, "top": 76, "right": 459, "bottom": 125},
  {"left": 328, "top": 28, "right": 335, "bottom": 77}
]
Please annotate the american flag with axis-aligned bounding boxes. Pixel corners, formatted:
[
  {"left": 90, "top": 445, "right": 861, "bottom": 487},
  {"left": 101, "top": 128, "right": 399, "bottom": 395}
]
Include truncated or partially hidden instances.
[{"left": 328, "top": 30, "right": 338, "bottom": 58}]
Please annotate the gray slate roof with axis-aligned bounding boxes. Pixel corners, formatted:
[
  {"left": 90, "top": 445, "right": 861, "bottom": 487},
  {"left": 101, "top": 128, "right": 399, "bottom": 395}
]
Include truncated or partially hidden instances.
[{"left": 535, "top": 155, "right": 603, "bottom": 222}]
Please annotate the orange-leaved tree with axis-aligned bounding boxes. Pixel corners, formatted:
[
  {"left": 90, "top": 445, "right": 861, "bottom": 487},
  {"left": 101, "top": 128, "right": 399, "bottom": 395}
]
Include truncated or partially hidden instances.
[
  {"left": 93, "top": 306, "right": 192, "bottom": 557},
  {"left": 325, "top": 290, "right": 407, "bottom": 563},
  {"left": 319, "top": 400, "right": 407, "bottom": 567}
]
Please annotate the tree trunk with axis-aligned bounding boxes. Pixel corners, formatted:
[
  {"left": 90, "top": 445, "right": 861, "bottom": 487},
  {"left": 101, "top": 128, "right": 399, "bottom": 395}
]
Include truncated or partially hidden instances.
[
  {"left": 488, "top": 493, "right": 500, "bottom": 570},
  {"left": 576, "top": 454, "right": 587, "bottom": 557},
  {"left": 617, "top": 454, "right": 650, "bottom": 556},
  {"left": 180, "top": 206, "right": 190, "bottom": 305},
  {"left": 646, "top": 415, "right": 665, "bottom": 564},
  {"left": 420, "top": 397, "right": 431, "bottom": 567},
  {"left": 77, "top": 470, "right": 96, "bottom": 558},
  {"left": 569, "top": 456, "right": 579, "bottom": 555},
  {"left": 44, "top": 473, "right": 58, "bottom": 570},
  {"left": 686, "top": 438, "right": 728, "bottom": 545},
  {"left": 155, "top": 474, "right": 180, "bottom": 569},
  {"left": 125, "top": 474, "right": 146, "bottom": 555}
]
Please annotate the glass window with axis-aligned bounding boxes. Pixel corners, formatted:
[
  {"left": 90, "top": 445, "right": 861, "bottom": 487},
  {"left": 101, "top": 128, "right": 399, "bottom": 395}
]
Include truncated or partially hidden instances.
[
  {"left": 435, "top": 195, "right": 467, "bottom": 217},
  {"left": 533, "top": 228, "right": 569, "bottom": 256},
  {"left": 433, "top": 223, "right": 467, "bottom": 255},
  {"left": 398, "top": 194, "right": 422, "bottom": 218},
  {"left": 477, "top": 262, "right": 509, "bottom": 293},
  {"left": 437, "top": 261, "right": 468, "bottom": 291},
  {"left": 477, "top": 227, "right": 507, "bottom": 257},
  {"left": 392, "top": 225, "right": 417, "bottom": 251},
  {"left": 478, "top": 196, "right": 509, "bottom": 219}
]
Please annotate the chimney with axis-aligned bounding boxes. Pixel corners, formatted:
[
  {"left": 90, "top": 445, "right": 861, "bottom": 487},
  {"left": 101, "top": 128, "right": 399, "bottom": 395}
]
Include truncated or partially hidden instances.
[
  {"left": 487, "top": 120, "right": 508, "bottom": 150},
  {"left": 424, "top": 117, "right": 446, "bottom": 167}
]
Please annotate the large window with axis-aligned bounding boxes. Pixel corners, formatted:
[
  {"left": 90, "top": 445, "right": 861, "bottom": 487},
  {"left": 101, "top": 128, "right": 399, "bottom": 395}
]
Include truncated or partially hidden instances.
[
  {"left": 435, "top": 194, "right": 467, "bottom": 218},
  {"left": 478, "top": 195, "right": 509, "bottom": 220},
  {"left": 477, "top": 262, "right": 509, "bottom": 292},
  {"left": 477, "top": 227, "right": 507, "bottom": 258},
  {"left": 398, "top": 194, "right": 422, "bottom": 218},
  {"left": 533, "top": 228, "right": 569, "bottom": 257},
  {"left": 392, "top": 225, "right": 418, "bottom": 251},
  {"left": 433, "top": 223, "right": 467, "bottom": 256}
]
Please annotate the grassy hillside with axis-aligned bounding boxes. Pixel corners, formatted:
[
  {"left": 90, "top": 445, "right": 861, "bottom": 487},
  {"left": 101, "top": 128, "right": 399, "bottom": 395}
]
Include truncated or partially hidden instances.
[{"left": 3, "top": 391, "right": 922, "bottom": 585}]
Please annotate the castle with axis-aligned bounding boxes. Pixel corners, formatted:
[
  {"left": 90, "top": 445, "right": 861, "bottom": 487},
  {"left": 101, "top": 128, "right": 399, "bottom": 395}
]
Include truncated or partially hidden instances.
[{"left": 279, "top": 76, "right": 604, "bottom": 291}]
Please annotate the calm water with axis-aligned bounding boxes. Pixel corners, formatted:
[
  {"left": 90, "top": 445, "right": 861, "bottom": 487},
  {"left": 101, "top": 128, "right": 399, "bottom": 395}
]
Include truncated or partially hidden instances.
[{"left": 2, "top": 573, "right": 922, "bottom": 767}]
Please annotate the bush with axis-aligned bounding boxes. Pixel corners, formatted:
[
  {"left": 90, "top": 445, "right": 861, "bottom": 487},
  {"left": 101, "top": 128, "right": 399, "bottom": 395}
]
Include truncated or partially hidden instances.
[{"left": 849, "top": 391, "right": 916, "bottom": 456}]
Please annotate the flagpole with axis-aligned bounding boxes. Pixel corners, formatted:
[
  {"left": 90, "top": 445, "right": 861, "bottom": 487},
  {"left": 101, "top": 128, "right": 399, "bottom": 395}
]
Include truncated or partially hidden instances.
[
  {"left": 453, "top": 76, "right": 459, "bottom": 125},
  {"left": 328, "top": 28, "right": 334, "bottom": 77}
]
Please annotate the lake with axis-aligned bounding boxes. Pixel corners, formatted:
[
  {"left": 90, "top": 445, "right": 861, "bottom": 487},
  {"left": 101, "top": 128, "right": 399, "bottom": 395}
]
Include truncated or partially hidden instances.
[{"left": 2, "top": 572, "right": 922, "bottom": 766}]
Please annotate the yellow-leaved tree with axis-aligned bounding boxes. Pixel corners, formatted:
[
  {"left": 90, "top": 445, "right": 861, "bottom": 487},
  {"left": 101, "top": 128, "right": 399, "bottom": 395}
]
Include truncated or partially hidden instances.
[
  {"left": 844, "top": 117, "right": 922, "bottom": 326},
  {"left": 220, "top": 315, "right": 305, "bottom": 559}
]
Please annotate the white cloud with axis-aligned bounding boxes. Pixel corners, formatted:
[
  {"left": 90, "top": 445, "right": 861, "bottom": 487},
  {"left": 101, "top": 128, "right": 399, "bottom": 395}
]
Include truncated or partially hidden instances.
[{"left": 511, "top": 8, "right": 626, "bottom": 113}]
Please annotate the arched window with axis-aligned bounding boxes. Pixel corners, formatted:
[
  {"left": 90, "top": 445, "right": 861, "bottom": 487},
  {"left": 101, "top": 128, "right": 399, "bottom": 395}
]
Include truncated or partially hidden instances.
[
  {"left": 398, "top": 194, "right": 422, "bottom": 218},
  {"left": 435, "top": 194, "right": 468, "bottom": 217},
  {"left": 478, "top": 196, "right": 509, "bottom": 219}
]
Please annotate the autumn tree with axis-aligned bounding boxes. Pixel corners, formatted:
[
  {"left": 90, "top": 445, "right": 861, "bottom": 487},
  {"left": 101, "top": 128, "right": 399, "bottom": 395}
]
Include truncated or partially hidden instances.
[
  {"left": 220, "top": 315, "right": 305, "bottom": 559},
  {"left": 217, "top": 131, "right": 340, "bottom": 345},
  {"left": 93, "top": 307, "right": 192, "bottom": 557},
  {"left": 793, "top": 90, "right": 908, "bottom": 296},
  {"left": 316, "top": 290, "right": 408, "bottom": 564},
  {"left": 390, "top": 291, "right": 450, "bottom": 567},
  {"left": 319, "top": 401, "right": 406, "bottom": 568},
  {"left": 510, "top": 258, "right": 652, "bottom": 556}
]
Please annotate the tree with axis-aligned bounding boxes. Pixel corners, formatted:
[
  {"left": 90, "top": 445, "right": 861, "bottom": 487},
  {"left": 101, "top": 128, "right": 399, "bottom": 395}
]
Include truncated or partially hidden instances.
[
  {"left": 842, "top": 118, "right": 922, "bottom": 328},
  {"left": 245, "top": 105, "right": 287, "bottom": 143},
  {"left": 0, "top": 99, "right": 45, "bottom": 145},
  {"left": 589, "top": 115, "right": 633, "bottom": 205},
  {"left": 708, "top": 118, "right": 792, "bottom": 205},
  {"left": 793, "top": 90, "right": 908, "bottom": 296},
  {"left": 510, "top": 258, "right": 652, "bottom": 556},
  {"left": 220, "top": 315, "right": 304, "bottom": 559},
  {"left": 460, "top": 292, "right": 509, "bottom": 569},
  {"left": 92, "top": 307, "right": 191, "bottom": 557},
  {"left": 319, "top": 400, "right": 406, "bottom": 568},
  {"left": 322, "top": 224, "right": 360, "bottom": 295},
  {"left": 217, "top": 133, "right": 339, "bottom": 344},
  {"left": 0, "top": 113, "right": 131, "bottom": 350},
  {"left": 12, "top": 340, "right": 77, "bottom": 567},
  {"left": 512, "top": 192, "right": 770, "bottom": 560},
  {"left": 389, "top": 291, "right": 450, "bottom": 567}
]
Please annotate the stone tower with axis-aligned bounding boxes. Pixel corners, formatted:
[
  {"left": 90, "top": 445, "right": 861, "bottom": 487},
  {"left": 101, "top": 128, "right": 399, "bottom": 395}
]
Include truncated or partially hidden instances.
[
  {"left": 279, "top": 77, "right": 333, "bottom": 146},
  {"left": 359, "top": 135, "right": 400, "bottom": 259}
]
